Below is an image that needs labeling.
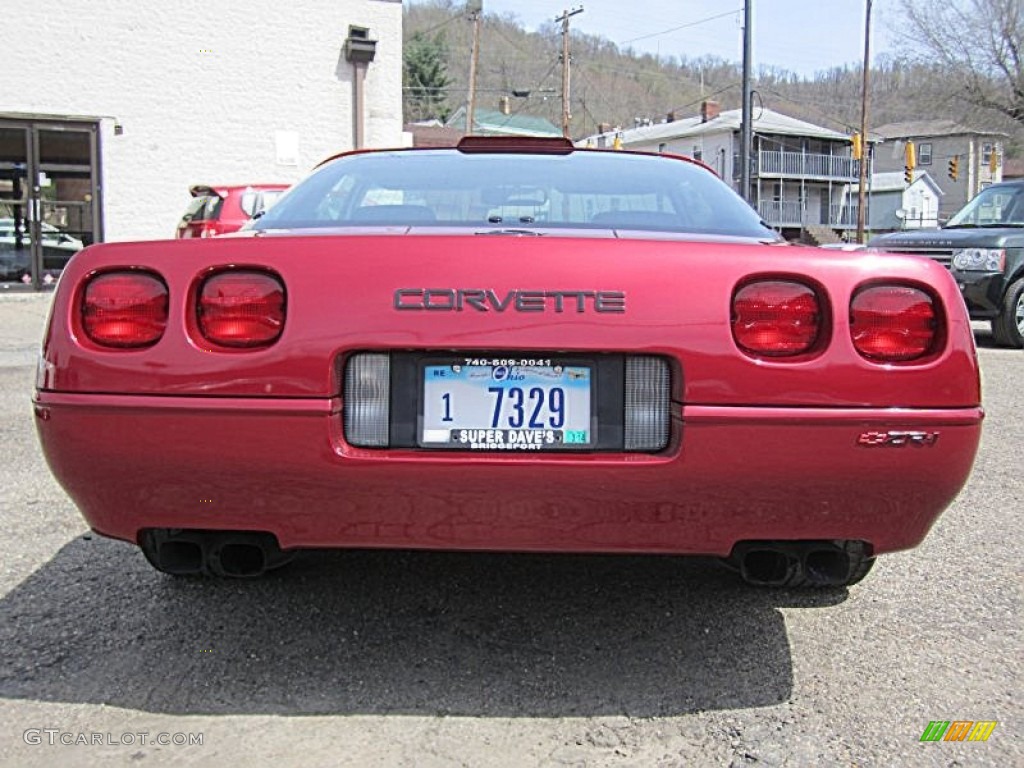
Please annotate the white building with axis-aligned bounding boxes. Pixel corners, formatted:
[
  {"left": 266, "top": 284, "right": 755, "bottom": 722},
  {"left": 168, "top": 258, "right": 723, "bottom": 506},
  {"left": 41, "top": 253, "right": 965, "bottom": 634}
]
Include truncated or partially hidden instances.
[
  {"left": 1, "top": 0, "right": 402, "bottom": 286},
  {"left": 581, "top": 103, "right": 865, "bottom": 242},
  {"left": 852, "top": 170, "right": 945, "bottom": 231}
]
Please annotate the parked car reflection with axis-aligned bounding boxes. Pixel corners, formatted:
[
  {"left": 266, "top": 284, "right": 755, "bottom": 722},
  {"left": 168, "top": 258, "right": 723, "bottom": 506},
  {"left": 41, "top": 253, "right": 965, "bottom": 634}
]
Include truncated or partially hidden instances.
[{"left": 0, "top": 218, "right": 85, "bottom": 283}]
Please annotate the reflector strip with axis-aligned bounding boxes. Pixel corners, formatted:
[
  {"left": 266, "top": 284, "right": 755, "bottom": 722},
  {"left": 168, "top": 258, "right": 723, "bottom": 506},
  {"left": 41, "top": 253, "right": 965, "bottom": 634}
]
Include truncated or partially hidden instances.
[
  {"left": 624, "top": 356, "right": 670, "bottom": 451},
  {"left": 344, "top": 353, "right": 391, "bottom": 447}
]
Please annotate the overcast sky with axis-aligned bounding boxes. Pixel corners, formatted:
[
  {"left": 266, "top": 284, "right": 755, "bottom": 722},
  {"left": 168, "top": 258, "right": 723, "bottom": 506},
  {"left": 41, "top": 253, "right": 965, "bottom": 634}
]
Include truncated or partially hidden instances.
[{"left": 410, "top": 1, "right": 903, "bottom": 79}]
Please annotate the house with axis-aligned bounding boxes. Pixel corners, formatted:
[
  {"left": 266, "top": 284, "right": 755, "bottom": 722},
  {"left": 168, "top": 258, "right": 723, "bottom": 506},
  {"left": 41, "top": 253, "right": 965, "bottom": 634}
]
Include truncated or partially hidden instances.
[
  {"left": 404, "top": 123, "right": 466, "bottom": 148},
  {"left": 580, "top": 102, "right": 866, "bottom": 242},
  {"left": 847, "top": 171, "right": 945, "bottom": 231},
  {"left": 1001, "top": 157, "right": 1024, "bottom": 181},
  {"left": 871, "top": 120, "right": 1007, "bottom": 217},
  {"left": 445, "top": 107, "right": 562, "bottom": 138},
  {"left": 0, "top": 0, "right": 403, "bottom": 289}
]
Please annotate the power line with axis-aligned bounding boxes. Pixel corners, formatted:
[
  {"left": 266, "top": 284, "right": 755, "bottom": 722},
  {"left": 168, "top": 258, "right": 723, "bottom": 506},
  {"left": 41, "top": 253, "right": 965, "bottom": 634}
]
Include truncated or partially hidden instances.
[
  {"left": 409, "top": 13, "right": 461, "bottom": 39},
  {"left": 502, "top": 60, "right": 561, "bottom": 120},
  {"left": 578, "top": 59, "right": 733, "bottom": 82},
  {"left": 402, "top": 86, "right": 546, "bottom": 93},
  {"left": 573, "top": 65, "right": 619, "bottom": 126},
  {"left": 667, "top": 83, "right": 739, "bottom": 114},
  {"left": 489, "top": 22, "right": 554, "bottom": 60},
  {"left": 619, "top": 9, "right": 743, "bottom": 46},
  {"left": 756, "top": 86, "right": 859, "bottom": 132}
]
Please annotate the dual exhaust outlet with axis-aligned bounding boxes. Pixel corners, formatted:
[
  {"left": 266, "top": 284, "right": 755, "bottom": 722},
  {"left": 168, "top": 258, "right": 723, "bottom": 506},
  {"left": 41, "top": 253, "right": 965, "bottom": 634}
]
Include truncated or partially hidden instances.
[
  {"left": 140, "top": 529, "right": 292, "bottom": 578},
  {"left": 729, "top": 540, "right": 872, "bottom": 588}
]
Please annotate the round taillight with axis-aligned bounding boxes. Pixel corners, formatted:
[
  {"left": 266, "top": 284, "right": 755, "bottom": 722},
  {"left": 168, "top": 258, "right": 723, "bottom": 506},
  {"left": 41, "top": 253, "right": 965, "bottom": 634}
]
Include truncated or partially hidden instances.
[
  {"left": 850, "top": 285, "right": 937, "bottom": 362},
  {"left": 732, "top": 280, "right": 821, "bottom": 357},
  {"left": 198, "top": 270, "right": 285, "bottom": 347},
  {"left": 82, "top": 271, "right": 168, "bottom": 348}
]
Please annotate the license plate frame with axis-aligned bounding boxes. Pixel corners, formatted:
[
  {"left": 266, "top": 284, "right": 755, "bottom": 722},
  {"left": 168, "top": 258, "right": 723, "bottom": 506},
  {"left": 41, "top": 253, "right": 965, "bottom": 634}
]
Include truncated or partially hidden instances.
[{"left": 417, "top": 355, "right": 597, "bottom": 451}]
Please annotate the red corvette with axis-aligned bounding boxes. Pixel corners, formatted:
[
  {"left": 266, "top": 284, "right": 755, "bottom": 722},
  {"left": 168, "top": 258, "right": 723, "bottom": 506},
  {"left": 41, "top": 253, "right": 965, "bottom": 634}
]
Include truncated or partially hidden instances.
[{"left": 34, "top": 137, "right": 983, "bottom": 587}]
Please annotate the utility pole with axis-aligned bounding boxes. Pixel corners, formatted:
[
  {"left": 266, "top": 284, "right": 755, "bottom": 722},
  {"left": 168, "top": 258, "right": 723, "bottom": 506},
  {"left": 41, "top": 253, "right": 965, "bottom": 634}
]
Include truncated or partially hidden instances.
[
  {"left": 740, "top": 1, "right": 753, "bottom": 204},
  {"left": 855, "top": 0, "right": 873, "bottom": 243},
  {"left": 557, "top": 6, "right": 583, "bottom": 139},
  {"left": 466, "top": 2, "right": 483, "bottom": 136}
]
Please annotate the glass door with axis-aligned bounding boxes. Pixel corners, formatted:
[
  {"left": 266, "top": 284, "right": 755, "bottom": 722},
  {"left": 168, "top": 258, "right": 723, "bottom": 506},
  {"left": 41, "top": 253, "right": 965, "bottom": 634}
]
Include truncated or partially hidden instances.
[
  {"left": 0, "top": 118, "right": 100, "bottom": 289},
  {"left": 0, "top": 124, "right": 31, "bottom": 285},
  {"left": 32, "top": 124, "right": 98, "bottom": 287}
]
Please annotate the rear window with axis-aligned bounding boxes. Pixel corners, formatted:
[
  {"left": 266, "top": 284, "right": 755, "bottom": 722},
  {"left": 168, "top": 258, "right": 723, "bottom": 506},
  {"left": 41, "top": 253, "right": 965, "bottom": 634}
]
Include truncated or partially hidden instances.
[
  {"left": 946, "top": 184, "right": 1024, "bottom": 227},
  {"left": 254, "top": 149, "right": 774, "bottom": 238},
  {"left": 240, "top": 189, "right": 286, "bottom": 217},
  {"left": 183, "top": 196, "right": 222, "bottom": 222}
]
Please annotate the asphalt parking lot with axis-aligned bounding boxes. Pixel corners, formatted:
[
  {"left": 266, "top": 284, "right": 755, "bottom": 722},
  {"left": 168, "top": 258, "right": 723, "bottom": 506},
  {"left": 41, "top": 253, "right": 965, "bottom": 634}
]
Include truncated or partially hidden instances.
[{"left": 0, "top": 292, "right": 1019, "bottom": 767}]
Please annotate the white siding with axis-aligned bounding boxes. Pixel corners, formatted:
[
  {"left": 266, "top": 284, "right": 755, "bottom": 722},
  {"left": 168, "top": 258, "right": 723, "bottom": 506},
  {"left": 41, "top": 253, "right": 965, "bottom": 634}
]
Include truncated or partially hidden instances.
[
  {"left": 1, "top": 0, "right": 402, "bottom": 241},
  {"left": 902, "top": 181, "right": 942, "bottom": 229},
  {"left": 630, "top": 131, "right": 734, "bottom": 180}
]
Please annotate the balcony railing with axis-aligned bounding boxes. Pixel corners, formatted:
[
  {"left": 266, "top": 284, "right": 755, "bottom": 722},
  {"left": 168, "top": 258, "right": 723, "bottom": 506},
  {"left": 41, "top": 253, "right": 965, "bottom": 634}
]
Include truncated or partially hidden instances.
[
  {"left": 757, "top": 201, "right": 805, "bottom": 226},
  {"left": 828, "top": 204, "right": 859, "bottom": 228},
  {"left": 758, "top": 150, "right": 859, "bottom": 180},
  {"left": 757, "top": 201, "right": 860, "bottom": 229}
]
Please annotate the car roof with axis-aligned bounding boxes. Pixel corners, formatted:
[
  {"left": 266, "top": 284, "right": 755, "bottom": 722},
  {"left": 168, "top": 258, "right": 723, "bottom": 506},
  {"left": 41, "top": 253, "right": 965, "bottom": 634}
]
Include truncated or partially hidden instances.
[
  {"left": 982, "top": 180, "right": 1024, "bottom": 191},
  {"left": 189, "top": 184, "right": 290, "bottom": 198},
  {"left": 313, "top": 136, "right": 718, "bottom": 176}
]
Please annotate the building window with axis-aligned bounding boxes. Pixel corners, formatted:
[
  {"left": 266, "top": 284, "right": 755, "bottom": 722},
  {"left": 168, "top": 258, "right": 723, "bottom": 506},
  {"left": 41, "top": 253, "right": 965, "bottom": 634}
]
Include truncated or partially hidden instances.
[
  {"left": 692, "top": 145, "right": 703, "bottom": 161},
  {"left": 918, "top": 142, "right": 932, "bottom": 165},
  {"left": 658, "top": 143, "right": 667, "bottom": 153},
  {"left": 982, "top": 143, "right": 994, "bottom": 163}
]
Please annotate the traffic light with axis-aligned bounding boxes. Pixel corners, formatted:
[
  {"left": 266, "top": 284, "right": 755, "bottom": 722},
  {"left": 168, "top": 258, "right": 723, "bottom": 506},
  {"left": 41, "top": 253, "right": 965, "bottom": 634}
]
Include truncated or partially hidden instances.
[
  {"left": 989, "top": 145, "right": 999, "bottom": 173},
  {"left": 904, "top": 141, "right": 916, "bottom": 185},
  {"left": 612, "top": 134, "right": 623, "bottom": 150},
  {"left": 904, "top": 140, "right": 916, "bottom": 168},
  {"left": 851, "top": 132, "right": 862, "bottom": 161},
  {"left": 948, "top": 155, "right": 959, "bottom": 181}
]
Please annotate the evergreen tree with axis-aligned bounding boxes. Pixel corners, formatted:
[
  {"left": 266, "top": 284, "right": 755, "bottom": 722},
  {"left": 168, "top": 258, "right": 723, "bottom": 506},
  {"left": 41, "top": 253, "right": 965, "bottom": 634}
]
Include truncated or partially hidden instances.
[{"left": 404, "top": 32, "right": 452, "bottom": 122}]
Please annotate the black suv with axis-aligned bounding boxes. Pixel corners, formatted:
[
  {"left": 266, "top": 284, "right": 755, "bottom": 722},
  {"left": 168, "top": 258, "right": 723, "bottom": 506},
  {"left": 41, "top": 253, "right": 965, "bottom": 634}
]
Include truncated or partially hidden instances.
[{"left": 870, "top": 180, "right": 1024, "bottom": 348}]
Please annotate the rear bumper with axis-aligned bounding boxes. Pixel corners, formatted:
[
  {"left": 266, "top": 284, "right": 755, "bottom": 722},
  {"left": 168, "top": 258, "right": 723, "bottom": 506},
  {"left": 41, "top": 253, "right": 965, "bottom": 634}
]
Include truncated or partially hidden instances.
[
  {"left": 952, "top": 269, "right": 1004, "bottom": 319},
  {"left": 34, "top": 392, "right": 982, "bottom": 557}
]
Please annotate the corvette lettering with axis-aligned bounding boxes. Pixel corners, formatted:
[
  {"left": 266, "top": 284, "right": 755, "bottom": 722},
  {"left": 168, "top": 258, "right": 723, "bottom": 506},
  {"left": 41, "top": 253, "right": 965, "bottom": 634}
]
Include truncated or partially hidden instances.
[{"left": 394, "top": 288, "right": 626, "bottom": 313}]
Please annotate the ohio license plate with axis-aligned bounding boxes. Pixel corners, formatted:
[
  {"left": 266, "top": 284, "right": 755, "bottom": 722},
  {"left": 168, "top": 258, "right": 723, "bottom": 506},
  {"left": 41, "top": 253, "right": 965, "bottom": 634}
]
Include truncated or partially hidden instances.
[{"left": 420, "top": 359, "right": 593, "bottom": 450}]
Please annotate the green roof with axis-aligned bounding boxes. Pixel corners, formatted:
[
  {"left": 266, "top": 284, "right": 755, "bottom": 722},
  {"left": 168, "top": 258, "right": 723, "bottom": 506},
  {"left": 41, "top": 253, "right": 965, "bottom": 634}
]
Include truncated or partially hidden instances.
[{"left": 447, "top": 107, "right": 561, "bottom": 137}]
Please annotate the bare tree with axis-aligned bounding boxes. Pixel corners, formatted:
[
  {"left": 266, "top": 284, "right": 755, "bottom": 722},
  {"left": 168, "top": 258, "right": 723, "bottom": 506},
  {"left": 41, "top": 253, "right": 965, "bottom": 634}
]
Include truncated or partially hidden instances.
[{"left": 900, "top": 0, "right": 1024, "bottom": 123}]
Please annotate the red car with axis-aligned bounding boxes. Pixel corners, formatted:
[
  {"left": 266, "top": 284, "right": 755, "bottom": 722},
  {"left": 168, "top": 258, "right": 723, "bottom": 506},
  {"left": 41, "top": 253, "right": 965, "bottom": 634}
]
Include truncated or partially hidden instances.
[
  {"left": 35, "top": 137, "right": 983, "bottom": 587},
  {"left": 174, "top": 183, "right": 289, "bottom": 238}
]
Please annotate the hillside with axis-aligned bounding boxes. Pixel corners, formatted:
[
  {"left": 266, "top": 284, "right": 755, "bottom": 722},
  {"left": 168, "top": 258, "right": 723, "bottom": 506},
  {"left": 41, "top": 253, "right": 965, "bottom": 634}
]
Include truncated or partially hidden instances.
[{"left": 404, "top": 1, "right": 1023, "bottom": 154}]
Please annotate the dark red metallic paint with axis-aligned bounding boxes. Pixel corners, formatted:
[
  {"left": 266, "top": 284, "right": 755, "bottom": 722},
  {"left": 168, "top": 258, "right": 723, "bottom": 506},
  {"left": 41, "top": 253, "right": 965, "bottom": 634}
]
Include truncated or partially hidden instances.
[{"left": 34, "top": 233, "right": 983, "bottom": 557}]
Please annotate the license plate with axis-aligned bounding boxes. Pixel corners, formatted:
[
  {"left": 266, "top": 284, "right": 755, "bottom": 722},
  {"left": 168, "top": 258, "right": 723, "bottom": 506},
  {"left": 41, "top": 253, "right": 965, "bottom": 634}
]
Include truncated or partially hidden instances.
[{"left": 420, "top": 359, "right": 594, "bottom": 450}]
